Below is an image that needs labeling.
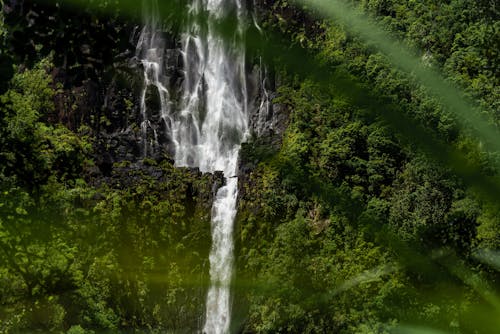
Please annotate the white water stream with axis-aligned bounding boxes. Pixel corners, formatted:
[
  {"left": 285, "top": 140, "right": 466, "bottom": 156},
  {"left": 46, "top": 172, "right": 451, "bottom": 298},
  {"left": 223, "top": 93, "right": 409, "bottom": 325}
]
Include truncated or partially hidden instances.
[{"left": 137, "top": 1, "right": 249, "bottom": 332}]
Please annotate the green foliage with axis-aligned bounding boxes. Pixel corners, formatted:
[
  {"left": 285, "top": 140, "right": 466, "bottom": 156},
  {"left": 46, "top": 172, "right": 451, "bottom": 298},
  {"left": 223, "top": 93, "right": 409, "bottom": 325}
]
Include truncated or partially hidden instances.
[
  {"left": 0, "top": 57, "right": 91, "bottom": 189},
  {"left": 354, "top": 0, "right": 499, "bottom": 119},
  {"left": 241, "top": 211, "right": 404, "bottom": 333},
  {"left": 0, "top": 56, "right": 215, "bottom": 332},
  {"left": 235, "top": 1, "right": 500, "bottom": 333},
  {"left": 0, "top": 159, "right": 216, "bottom": 332},
  {"left": 0, "top": 0, "right": 498, "bottom": 333}
]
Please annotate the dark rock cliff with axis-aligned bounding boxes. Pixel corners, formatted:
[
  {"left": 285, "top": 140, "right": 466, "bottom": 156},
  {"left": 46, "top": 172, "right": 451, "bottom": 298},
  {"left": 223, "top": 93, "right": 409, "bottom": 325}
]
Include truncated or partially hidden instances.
[{"left": 3, "top": 0, "right": 289, "bottom": 193}]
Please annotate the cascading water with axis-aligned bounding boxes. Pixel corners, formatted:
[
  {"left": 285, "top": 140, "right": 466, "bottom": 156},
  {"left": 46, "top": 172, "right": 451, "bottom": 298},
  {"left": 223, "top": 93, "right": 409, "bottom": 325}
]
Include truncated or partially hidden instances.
[
  {"left": 137, "top": 0, "right": 249, "bottom": 332},
  {"left": 136, "top": 0, "right": 169, "bottom": 157}
]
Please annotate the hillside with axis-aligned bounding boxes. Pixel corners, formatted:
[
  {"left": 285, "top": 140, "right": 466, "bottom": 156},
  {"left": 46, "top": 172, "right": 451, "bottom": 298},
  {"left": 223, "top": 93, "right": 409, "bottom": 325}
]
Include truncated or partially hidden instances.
[{"left": 0, "top": 0, "right": 499, "bottom": 333}]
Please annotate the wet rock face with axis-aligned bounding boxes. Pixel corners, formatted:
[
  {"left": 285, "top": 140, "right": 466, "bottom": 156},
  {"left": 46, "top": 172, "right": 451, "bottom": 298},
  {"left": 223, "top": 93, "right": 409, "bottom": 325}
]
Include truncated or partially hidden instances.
[
  {"left": 3, "top": 0, "right": 138, "bottom": 82},
  {"left": 245, "top": 44, "right": 289, "bottom": 142},
  {"left": 237, "top": 61, "right": 290, "bottom": 201},
  {"left": 5, "top": 0, "right": 289, "bottom": 181},
  {"left": 54, "top": 61, "right": 146, "bottom": 175},
  {"left": 3, "top": 0, "right": 148, "bottom": 175},
  {"left": 92, "top": 158, "right": 223, "bottom": 191}
]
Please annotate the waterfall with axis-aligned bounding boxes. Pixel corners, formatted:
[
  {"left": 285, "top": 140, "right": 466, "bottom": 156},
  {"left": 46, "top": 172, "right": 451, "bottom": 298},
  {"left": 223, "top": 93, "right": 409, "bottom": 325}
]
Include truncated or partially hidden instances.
[
  {"left": 136, "top": 0, "right": 169, "bottom": 157},
  {"left": 137, "top": 0, "right": 249, "bottom": 332}
]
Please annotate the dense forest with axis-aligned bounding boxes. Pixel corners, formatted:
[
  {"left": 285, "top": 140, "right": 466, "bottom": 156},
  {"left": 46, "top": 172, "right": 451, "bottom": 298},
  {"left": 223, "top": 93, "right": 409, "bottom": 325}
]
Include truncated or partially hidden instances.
[{"left": 0, "top": 0, "right": 499, "bottom": 333}]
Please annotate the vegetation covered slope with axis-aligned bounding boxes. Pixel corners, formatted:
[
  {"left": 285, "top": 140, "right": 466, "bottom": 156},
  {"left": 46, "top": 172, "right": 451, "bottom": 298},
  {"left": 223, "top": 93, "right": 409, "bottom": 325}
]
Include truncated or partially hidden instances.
[
  {"left": 0, "top": 0, "right": 499, "bottom": 333},
  {"left": 234, "top": 0, "right": 499, "bottom": 333},
  {"left": 0, "top": 2, "right": 216, "bottom": 332},
  {"left": 0, "top": 57, "right": 219, "bottom": 332}
]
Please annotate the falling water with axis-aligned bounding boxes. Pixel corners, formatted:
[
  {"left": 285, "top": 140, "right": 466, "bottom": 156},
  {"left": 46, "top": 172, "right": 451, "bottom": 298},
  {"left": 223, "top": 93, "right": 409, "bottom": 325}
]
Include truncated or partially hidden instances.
[
  {"left": 137, "top": 0, "right": 249, "bottom": 332},
  {"left": 136, "top": 0, "right": 169, "bottom": 157}
]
